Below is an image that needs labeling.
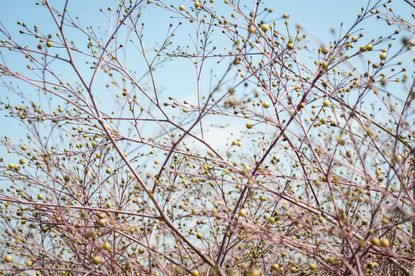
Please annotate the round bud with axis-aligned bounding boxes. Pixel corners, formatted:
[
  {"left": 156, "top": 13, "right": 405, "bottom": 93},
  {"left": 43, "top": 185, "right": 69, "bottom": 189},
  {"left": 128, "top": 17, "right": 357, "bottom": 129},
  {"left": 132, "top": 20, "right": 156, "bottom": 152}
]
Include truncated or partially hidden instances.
[
  {"left": 321, "top": 47, "right": 329, "bottom": 54},
  {"left": 322, "top": 99, "right": 331, "bottom": 107},
  {"left": 271, "top": 263, "right": 279, "bottom": 270},
  {"left": 260, "top": 24, "right": 270, "bottom": 32},
  {"left": 92, "top": 255, "right": 103, "bottom": 265},
  {"left": 248, "top": 25, "right": 256, "bottom": 34},
  {"left": 247, "top": 269, "right": 262, "bottom": 276},
  {"left": 4, "top": 255, "right": 13, "bottom": 263},
  {"left": 103, "top": 242, "right": 112, "bottom": 251},
  {"left": 380, "top": 238, "right": 390, "bottom": 247},
  {"left": 371, "top": 238, "right": 381, "bottom": 247},
  {"left": 191, "top": 270, "right": 200, "bottom": 276},
  {"left": 239, "top": 209, "right": 247, "bottom": 217}
]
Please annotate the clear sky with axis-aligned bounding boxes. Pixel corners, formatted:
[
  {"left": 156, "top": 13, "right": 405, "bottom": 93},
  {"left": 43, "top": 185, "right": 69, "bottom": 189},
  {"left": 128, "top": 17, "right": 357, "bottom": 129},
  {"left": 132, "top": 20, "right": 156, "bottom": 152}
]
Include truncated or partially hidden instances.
[{"left": 0, "top": 0, "right": 411, "bottom": 152}]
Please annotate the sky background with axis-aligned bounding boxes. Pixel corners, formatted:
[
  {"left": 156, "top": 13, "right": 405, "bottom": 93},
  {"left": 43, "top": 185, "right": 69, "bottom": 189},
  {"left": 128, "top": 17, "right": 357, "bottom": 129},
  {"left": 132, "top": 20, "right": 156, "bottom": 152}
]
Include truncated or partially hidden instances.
[{"left": 0, "top": 0, "right": 411, "bottom": 154}]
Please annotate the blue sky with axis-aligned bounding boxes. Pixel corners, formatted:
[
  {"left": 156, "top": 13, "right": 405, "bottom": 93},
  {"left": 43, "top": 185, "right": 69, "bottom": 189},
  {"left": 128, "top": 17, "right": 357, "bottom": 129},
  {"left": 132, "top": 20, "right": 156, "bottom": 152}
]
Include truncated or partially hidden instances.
[
  {"left": 0, "top": 0, "right": 411, "bottom": 153},
  {"left": 1, "top": 1, "right": 407, "bottom": 41}
]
